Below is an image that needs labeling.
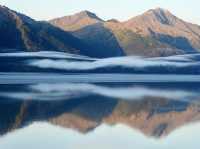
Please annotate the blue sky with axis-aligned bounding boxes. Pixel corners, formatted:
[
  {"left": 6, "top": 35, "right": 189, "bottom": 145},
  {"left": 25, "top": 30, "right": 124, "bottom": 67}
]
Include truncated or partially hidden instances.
[{"left": 1, "top": 0, "right": 200, "bottom": 24}]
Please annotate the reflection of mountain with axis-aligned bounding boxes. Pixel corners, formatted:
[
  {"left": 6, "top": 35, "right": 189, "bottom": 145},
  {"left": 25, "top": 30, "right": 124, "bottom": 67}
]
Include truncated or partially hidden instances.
[
  {"left": 1, "top": 83, "right": 200, "bottom": 138},
  {"left": 105, "top": 99, "right": 200, "bottom": 138},
  {"left": 48, "top": 98, "right": 200, "bottom": 138}
]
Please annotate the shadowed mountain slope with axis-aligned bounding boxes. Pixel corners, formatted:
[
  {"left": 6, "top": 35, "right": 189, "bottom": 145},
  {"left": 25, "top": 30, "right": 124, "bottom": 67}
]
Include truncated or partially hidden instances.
[{"left": 0, "top": 6, "right": 94, "bottom": 56}]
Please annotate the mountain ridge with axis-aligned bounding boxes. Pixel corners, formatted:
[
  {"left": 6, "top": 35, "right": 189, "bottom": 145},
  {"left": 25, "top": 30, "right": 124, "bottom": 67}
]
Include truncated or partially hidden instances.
[
  {"left": 1, "top": 5, "right": 200, "bottom": 58},
  {"left": 0, "top": 5, "right": 98, "bottom": 56},
  {"left": 50, "top": 7, "right": 192, "bottom": 57}
]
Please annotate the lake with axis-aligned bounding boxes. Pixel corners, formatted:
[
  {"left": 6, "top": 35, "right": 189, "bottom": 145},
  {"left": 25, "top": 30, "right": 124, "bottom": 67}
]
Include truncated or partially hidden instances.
[{"left": 0, "top": 74, "right": 200, "bottom": 149}]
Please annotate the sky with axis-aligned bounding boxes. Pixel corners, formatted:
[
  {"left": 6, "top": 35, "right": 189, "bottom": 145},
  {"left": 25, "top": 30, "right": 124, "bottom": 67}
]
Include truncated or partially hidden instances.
[{"left": 0, "top": 0, "right": 200, "bottom": 24}]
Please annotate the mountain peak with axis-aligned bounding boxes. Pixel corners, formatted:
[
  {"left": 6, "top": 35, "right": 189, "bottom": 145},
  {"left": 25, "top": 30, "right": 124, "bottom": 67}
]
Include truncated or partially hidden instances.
[
  {"left": 75, "top": 10, "right": 103, "bottom": 21},
  {"left": 147, "top": 7, "right": 169, "bottom": 13},
  {"left": 107, "top": 19, "right": 120, "bottom": 23},
  {"left": 0, "top": 5, "right": 7, "bottom": 9},
  {"left": 50, "top": 10, "right": 103, "bottom": 31},
  {"left": 78, "top": 10, "right": 94, "bottom": 16},
  {"left": 144, "top": 7, "right": 176, "bottom": 25},
  {"left": 0, "top": 5, "right": 12, "bottom": 13},
  {"left": 0, "top": 5, "right": 34, "bottom": 24}
]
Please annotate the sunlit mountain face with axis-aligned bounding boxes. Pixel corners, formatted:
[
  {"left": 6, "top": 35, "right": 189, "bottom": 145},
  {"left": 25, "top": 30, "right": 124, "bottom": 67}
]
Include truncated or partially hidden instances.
[{"left": 50, "top": 8, "right": 200, "bottom": 58}]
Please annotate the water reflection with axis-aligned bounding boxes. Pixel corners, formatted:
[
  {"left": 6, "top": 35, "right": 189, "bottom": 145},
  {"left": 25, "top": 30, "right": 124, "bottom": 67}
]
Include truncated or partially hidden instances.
[{"left": 0, "top": 82, "right": 200, "bottom": 148}]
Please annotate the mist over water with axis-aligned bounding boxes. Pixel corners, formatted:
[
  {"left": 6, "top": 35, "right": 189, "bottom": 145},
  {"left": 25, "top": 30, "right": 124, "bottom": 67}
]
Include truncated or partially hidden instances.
[
  {"left": 1, "top": 51, "right": 200, "bottom": 72},
  {"left": 28, "top": 53, "right": 200, "bottom": 70}
]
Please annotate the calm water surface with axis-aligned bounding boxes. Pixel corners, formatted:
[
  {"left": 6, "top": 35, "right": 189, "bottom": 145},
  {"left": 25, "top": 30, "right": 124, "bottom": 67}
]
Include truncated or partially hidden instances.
[{"left": 0, "top": 75, "right": 200, "bottom": 149}]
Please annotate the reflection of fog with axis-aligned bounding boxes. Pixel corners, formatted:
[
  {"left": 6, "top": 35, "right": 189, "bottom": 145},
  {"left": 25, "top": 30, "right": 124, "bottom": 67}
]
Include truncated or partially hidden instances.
[{"left": 0, "top": 83, "right": 198, "bottom": 101}]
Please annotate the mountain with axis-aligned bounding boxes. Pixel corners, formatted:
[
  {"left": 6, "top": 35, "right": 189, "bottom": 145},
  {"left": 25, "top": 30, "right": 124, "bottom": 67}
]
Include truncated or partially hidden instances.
[
  {"left": 50, "top": 11, "right": 125, "bottom": 57},
  {"left": 72, "top": 23, "right": 125, "bottom": 57},
  {"left": 50, "top": 10, "right": 103, "bottom": 31},
  {"left": 1, "top": 6, "right": 200, "bottom": 58},
  {"left": 0, "top": 6, "right": 92, "bottom": 55},
  {"left": 50, "top": 10, "right": 184, "bottom": 57},
  {"left": 124, "top": 8, "right": 200, "bottom": 53},
  {"left": 50, "top": 8, "right": 200, "bottom": 57},
  {"left": 104, "top": 21, "right": 182, "bottom": 57}
]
